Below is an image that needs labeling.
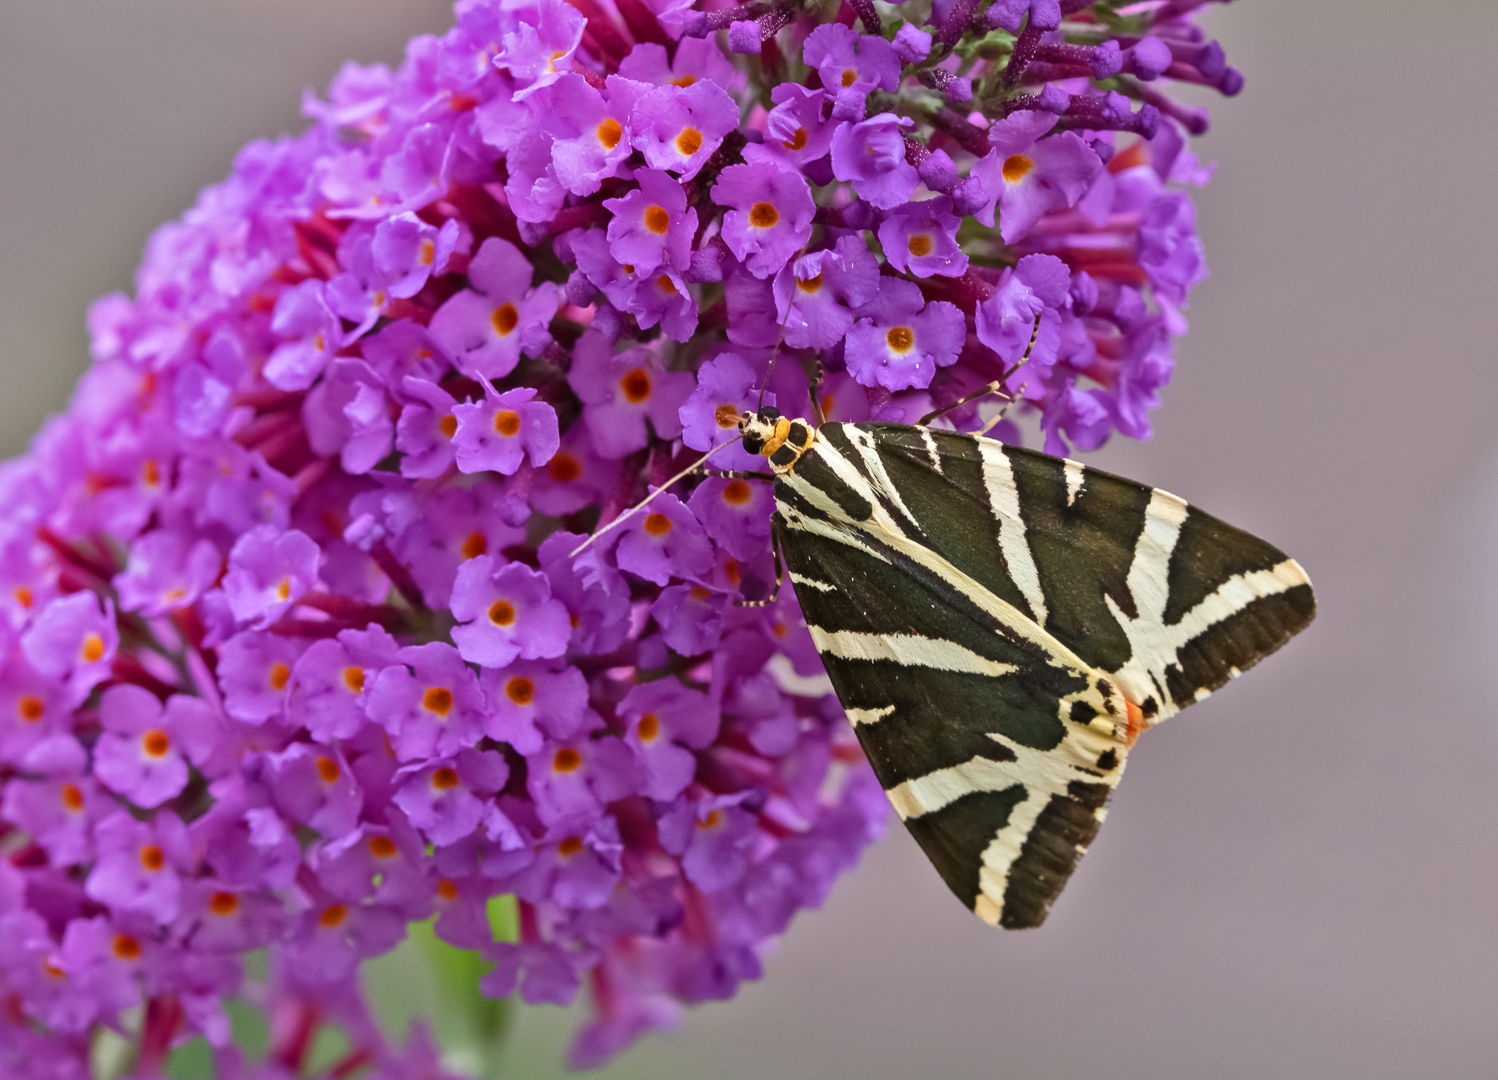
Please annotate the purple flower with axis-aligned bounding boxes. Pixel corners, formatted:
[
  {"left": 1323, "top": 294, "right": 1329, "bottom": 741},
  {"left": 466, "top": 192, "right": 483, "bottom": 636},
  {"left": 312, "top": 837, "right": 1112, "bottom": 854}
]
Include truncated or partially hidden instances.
[
  {"left": 20, "top": 592, "right": 116, "bottom": 705},
  {"left": 543, "top": 75, "right": 634, "bottom": 196},
  {"left": 763, "top": 85, "right": 838, "bottom": 166},
  {"left": 85, "top": 810, "right": 191, "bottom": 924},
  {"left": 628, "top": 80, "right": 739, "bottom": 180},
  {"left": 567, "top": 331, "right": 693, "bottom": 459},
  {"left": 830, "top": 114, "right": 919, "bottom": 210},
  {"left": 113, "top": 529, "right": 221, "bottom": 616},
  {"left": 677, "top": 352, "right": 774, "bottom": 471},
  {"left": 771, "top": 235, "right": 881, "bottom": 349},
  {"left": 478, "top": 659, "right": 591, "bottom": 752},
  {"left": 92, "top": 685, "right": 215, "bottom": 808},
  {"left": 428, "top": 237, "right": 559, "bottom": 380},
  {"left": 879, "top": 196, "right": 969, "bottom": 278},
  {"left": 688, "top": 475, "right": 775, "bottom": 561},
  {"left": 802, "top": 24, "right": 901, "bottom": 119},
  {"left": 394, "top": 376, "right": 460, "bottom": 479},
  {"left": 263, "top": 742, "right": 363, "bottom": 838},
  {"left": 525, "top": 736, "right": 639, "bottom": 827},
  {"left": 216, "top": 630, "right": 305, "bottom": 724},
  {"left": 712, "top": 151, "right": 817, "bottom": 279},
  {"left": 372, "top": 212, "right": 461, "bottom": 298},
  {"left": 976, "top": 252, "right": 1072, "bottom": 376},
  {"left": 222, "top": 524, "right": 321, "bottom": 629},
  {"left": 393, "top": 749, "right": 509, "bottom": 846},
  {"left": 452, "top": 385, "right": 559, "bottom": 476},
  {"left": 613, "top": 491, "right": 713, "bottom": 586},
  {"left": 846, "top": 279, "right": 966, "bottom": 391},
  {"left": 368, "top": 641, "right": 488, "bottom": 760},
  {"left": 967, "top": 110, "right": 1104, "bottom": 243},
  {"left": 604, "top": 168, "right": 697, "bottom": 274},
  {"left": 302, "top": 358, "right": 394, "bottom": 475},
  {"left": 264, "top": 280, "right": 341, "bottom": 391},
  {"left": 450, "top": 556, "right": 571, "bottom": 668}
]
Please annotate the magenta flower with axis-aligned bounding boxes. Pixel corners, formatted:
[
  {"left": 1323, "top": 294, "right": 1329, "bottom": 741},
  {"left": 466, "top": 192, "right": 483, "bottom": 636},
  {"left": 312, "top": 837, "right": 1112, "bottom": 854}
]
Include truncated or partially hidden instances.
[
  {"left": 967, "top": 110, "right": 1105, "bottom": 243},
  {"left": 628, "top": 79, "right": 739, "bottom": 180},
  {"left": 604, "top": 168, "right": 697, "bottom": 275}
]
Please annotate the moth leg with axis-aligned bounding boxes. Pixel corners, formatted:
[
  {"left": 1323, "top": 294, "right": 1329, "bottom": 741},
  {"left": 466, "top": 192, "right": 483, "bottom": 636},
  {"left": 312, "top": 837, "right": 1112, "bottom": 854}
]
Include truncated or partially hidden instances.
[
  {"left": 806, "top": 357, "right": 826, "bottom": 427},
  {"left": 917, "top": 313, "right": 1042, "bottom": 427},
  {"left": 704, "top": 468, "right": 775, "bottom": 481},
  {"left": 736, "top": 530, "right": 785, "bottom": 608}
]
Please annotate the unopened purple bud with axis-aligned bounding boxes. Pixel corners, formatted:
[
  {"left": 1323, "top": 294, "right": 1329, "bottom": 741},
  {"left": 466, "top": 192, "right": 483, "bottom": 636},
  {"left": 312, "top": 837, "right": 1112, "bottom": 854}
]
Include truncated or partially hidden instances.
[
  {"left": 686, "top": 245, "right": 724, "bottom": 284},
  {"left": 1127, "top": 36, "right": 1173, "bottom": 80},
  {"left": 1092, "top": 39, "right": 1122, "bottom": 78},
  {"left": 1219, "top": 67, "right": 1244, "bottom": 96},
  {"left": 1036, "top": 82, "right": 1070, "bottom": 112},
  {"left": 918, "top": 148, "right": 958, "bottom": 192},
  {"left": 727, "top": 20, "right": 761, "bottom": 54},
  {"left": 892, "top": 23, "right": 932, "bottom": 63},
  {"left": 566, "top": 270, "right": 596, "bottom": 307},
  {"left": 950, "top": 176, "right": 988, "bottom": 217}
]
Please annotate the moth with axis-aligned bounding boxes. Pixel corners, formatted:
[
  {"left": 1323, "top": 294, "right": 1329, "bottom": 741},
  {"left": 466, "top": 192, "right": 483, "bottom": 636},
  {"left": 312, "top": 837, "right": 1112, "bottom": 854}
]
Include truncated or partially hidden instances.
[{"left": 734, "top": 404, "right": 1315, "bottom": 929}]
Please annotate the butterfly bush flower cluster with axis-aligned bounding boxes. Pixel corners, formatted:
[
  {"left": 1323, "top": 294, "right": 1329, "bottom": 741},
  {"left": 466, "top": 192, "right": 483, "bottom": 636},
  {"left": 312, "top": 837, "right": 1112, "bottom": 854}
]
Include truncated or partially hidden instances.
[{"left": 0, "top": 0, "right": 1235, "bottom": 1071}]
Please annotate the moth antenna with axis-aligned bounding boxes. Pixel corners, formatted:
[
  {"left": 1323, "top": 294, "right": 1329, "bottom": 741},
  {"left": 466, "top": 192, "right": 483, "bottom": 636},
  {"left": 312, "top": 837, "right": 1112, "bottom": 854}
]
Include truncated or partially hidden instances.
[
  {"left": 756, "top": 240, "right": 814, "bottom": 411},
  {"left": 917, "top": 314, "right": 1043, "bottom": 427},
  {"left": 569, "top": 436, "right": 745, "bottom": 559}
]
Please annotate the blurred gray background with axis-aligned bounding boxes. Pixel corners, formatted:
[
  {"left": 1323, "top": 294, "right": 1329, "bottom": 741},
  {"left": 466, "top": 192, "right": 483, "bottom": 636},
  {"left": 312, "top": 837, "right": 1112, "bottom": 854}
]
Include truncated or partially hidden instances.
[{"left": 3, "top": 1, "right": 1497, "bottom": 1077}]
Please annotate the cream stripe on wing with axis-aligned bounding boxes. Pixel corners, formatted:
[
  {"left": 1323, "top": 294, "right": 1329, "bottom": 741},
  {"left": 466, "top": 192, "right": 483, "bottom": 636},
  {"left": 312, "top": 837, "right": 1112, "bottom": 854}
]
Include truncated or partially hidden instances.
[
  {"left": 806, "top": 629, "right": 1020, "bottom": 678},
  {"left": 978, "top": 442, "right": 1048, "bottom": 627}
]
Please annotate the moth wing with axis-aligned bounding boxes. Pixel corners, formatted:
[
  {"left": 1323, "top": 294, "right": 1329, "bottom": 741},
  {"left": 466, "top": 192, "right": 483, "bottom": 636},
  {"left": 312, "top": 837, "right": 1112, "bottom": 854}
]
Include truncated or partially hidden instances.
[{"left": 839, "top": 423, "right": 1315, "bottom": 723}]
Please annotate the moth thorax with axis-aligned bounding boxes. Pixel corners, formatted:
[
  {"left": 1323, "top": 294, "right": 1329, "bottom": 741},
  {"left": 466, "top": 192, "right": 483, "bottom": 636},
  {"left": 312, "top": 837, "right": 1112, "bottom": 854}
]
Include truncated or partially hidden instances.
[{"left": 738, "top": 407, "right": 812, "bottom": 472}]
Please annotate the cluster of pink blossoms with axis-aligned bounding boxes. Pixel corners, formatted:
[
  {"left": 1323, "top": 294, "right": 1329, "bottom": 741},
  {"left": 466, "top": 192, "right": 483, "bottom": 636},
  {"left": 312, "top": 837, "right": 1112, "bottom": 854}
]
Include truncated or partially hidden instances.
[{"left": 0, "top": 0, "right": 1235, "bottom": 1073}]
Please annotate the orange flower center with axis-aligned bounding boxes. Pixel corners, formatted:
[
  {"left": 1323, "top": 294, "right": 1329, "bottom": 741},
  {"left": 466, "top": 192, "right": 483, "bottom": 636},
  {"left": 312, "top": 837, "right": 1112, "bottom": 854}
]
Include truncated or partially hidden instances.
[
  {"left": 139, "top": 844, "right": 165, "bottom": 872},
  {"left": 505, "top": 676, "right": 535, "bottom": 705},
  {"left": 142, "top": 730, "right": 171, "bottom": 758},
  {"left": 112, "top": 934, "right": 142, "bottom": 960},
  {"left": 80, "top": 633, "right": 105, "bottom": 663},
  {"left": 749, "top": 202, "right": 779, "bottom": 229},
  {"left": 722, "top": 480, "right": 752, "bottom": 505},
  {"left": 342, "top": 666, "right": 364, "bottom": 694},
  {"left": 596, "top": 117, "right": 623, "bottom": 149},
  {"left": 269, "top": 662, "right": 291, "bottom": 691},
  {"left": 886, "top": 326, "right": 915, "bottom": 354},
  {"left": 491, "top": 302, "right": 519, "bottom": 336},
  {"left": 461, "top": 531, "right": 487, "bottom": 559},
  {"left": 316, "top": 756, "right": 340, "bottom": 783},
  {"left": 620, "top": 368, "right": 652, "bottom": 403},
  {"left": 369, "top": 835, "right": 398, "bottom": 858},
  {"left": 422, "top": 687, "right": 454, "bottom": 717},
  {"left": 60, "top": 783, "right": 83, "bottom": 812},
  {"left": 419, "top": 238, "right": 436, "bottom": 266},
  {"left": 637, "top": 712, "right": 660, "bottom": 742},
  {"left": 319, "top": 904, "right": 348, "bottom": 928},
  {"left": 643, "top": 513, "right": 672, "bottom": 536},
  {"left": 907, "top": 234, "right": 933, "bottom": 257},
  {"left": 209, "top": 892, "right": 239, "bottom": 916},
  {"left": 439, "top": 413, "right": 458, "bottom": 438},
  {"left": 675, "top": 127, "right": 703, "bottom": 156},
  {"left": 488, "top": 599, "right": 516, "bottom": 626},
  {"left": 547, "top": 452, "right": 582, "bottom": 482},
  {"left": 714, "top": 403, "right": 741, "bottom": 428},
  {"left": 782, "top": 127, "right": 808, "bottom": 151},
  {"left": 1002, "top": 153, "right": 1034, "bottom": 183},
  {"left": 643, "top": 205, "right": 670, "bottom": 234},
  {"left": 797, "top": 272, "right": 823, "bottom": 294},
  {"left": 553, "top": 747, "right": 582, "bottom": 773},
  {"left": 437, "top": 878, "right": 459, "bottom": 901},
  {"left": 432, "top": 767, "right": 461, "bottom": 790},
  {"left": 558, "top": 836, "right": 584, "bottom": 857},
  {"left": 18, "top": 695, "right": 44, "bottom": 722},
  {"left": 493, "top": 409, "right": 521, "bottom": 436}
]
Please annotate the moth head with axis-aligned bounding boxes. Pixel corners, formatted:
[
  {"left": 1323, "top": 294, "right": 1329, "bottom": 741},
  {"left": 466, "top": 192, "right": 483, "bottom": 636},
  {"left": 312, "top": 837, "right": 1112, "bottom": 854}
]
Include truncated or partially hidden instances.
[
  {"left": 737, "top": 407, "right": 781, "bottom": 456},
  {"left": 738, "top": 407, "right": 812, "bottom": 471}
]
